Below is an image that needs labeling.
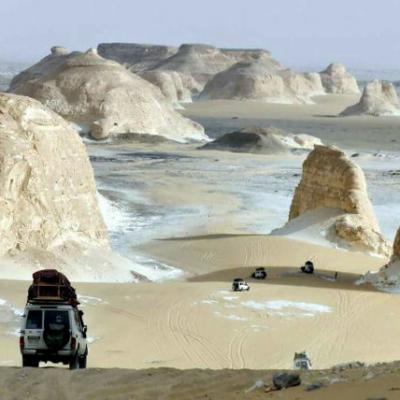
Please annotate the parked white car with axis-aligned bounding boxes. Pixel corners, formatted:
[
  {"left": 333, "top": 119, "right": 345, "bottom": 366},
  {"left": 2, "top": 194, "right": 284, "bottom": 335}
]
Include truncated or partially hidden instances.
[{"left": 20, "top": 302, "right": 88, "bottom": 369}]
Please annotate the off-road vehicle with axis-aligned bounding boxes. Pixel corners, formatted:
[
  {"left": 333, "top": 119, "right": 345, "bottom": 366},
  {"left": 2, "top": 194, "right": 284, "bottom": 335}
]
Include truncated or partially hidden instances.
[
  {"left": 20, "top": 302, "right": 88, "bottom": 369},
  {"left": 232, "top": 278, "right": 250, "bottom": 291},
  {"left": 293, "top": 351, "right": 312, "bottom": 370},
  {"left": 19, "top": 269, "right": 88, "bottom": 369},
  {"left": 251, "top": 267, "right": 267, "bottom": 279}
]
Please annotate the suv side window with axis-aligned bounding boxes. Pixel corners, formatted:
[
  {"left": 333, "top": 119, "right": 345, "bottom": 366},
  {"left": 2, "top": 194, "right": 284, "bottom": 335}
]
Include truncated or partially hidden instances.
[{"left": 26, "top": 310, "right": 43, "bottom": 329}]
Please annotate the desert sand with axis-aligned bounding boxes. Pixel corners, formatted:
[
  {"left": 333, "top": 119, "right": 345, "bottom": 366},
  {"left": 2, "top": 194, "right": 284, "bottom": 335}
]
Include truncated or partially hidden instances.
[{"left": 0, "top": 234, "right": 396, "bottom": 370}]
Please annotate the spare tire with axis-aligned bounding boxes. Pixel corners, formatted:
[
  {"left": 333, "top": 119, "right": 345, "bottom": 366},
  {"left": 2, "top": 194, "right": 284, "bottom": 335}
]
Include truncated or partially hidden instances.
[
  {"left": 43, "top": 326, "right": 71, "bottom": 350},
  {"left": 43, "top": 310, "right": 71, "bottom": 350}
]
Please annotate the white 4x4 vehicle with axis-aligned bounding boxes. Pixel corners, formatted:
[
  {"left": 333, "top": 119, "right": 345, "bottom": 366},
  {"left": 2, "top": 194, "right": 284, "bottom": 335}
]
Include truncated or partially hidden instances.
[
  {"left": 232, "top": 278, "right": 250, "bottom": 292},
  {"left": 20, "top": 303, "right": 88, "bottom": 369}
]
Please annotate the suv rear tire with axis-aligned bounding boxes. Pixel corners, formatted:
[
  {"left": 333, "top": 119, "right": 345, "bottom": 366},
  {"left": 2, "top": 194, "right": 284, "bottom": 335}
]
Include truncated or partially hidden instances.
[
  {"left": 79, "top": 354, "right": 87, "bottom": 369},
  {"left": 69, "top": 354, "right": 80, "bottom": 370},
  {"left": 22, "top": 356, "right": 39, "bottom": 367}
]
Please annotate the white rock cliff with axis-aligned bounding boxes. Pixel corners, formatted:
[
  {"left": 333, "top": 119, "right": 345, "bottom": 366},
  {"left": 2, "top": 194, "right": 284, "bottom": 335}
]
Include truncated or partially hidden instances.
[{"left": 9, "top": 48, "right": 206, "bottom": 142}]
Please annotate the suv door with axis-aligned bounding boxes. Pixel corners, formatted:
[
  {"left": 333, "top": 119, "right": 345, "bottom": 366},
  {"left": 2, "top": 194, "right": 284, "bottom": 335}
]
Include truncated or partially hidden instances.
[{"left": 24, "top": 309, "right": 44, "bottom": 350}]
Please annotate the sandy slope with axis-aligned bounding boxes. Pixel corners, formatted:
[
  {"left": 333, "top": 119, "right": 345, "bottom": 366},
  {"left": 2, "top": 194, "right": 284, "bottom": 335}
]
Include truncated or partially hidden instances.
[{"left": 139, "top": 234, "right": 383, "bottom": 275}]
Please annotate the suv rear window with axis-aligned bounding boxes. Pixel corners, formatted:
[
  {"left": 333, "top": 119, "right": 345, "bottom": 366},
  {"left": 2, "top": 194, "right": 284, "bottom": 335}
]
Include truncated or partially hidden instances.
[
  {"left": 44, "top": 310, "right": 70, "bottom": 331},
  {"left": 26, "top": 310, "right": 43, "bottom": 329}
]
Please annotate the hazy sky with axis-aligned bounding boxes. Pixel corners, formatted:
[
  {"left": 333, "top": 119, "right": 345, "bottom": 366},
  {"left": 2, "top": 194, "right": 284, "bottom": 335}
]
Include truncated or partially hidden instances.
[{"left": 2, "top": 0, "right": 400, "bottom": 69}]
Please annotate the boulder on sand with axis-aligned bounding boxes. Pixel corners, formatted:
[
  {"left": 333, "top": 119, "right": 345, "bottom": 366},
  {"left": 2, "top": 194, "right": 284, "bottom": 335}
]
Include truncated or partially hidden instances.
[
  {"left": 275, "top": 145, "right": 389, "bottom": 256},
  {"left": 340, "top": 80, "right": 400, "bottom": 117},
  {"left": 201, "top": 127, "right": 322, "bottom": 154},
  {"left": 319, "top": 63, "right": 360, "bottom": 94},
  {"left": 9, "top": 48, "right": 206, "bottom": 142}
]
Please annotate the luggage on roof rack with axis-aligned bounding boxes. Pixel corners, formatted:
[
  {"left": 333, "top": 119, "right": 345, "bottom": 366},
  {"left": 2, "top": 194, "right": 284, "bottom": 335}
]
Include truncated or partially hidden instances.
[{"left": 27, "top": 269, "right": 79, "bottom": 306}]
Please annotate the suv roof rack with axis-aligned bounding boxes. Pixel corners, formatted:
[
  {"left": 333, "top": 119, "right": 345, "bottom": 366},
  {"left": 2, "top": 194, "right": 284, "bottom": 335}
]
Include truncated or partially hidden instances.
[{"left": 27, "top": 298, "right": 78, "bottom": 307}]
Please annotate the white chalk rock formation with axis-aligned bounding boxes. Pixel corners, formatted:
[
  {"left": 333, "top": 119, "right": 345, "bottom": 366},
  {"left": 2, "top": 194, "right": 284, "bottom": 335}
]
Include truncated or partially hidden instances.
[
  {"left": 152, "top": 44, "right": 235, "bottom": 92},
  {"left": 319, "top": 63, "right": 360, "bottom": 94},
  {"left": 0, "top": 92, "right": 108, "bottom": 254},
  {"left": 0, "top": 92, "right": 146, "bottom": 281},
  {"left": 200, "top": 54, "right": 324, "bottom": 104},
  {"left": 97, "top": 43, "right": 284, "bottom": 99},
  {"left": 201, "top": 127, "right": 322, "bottom": 154},
  {"left": 275, "top": 145, "right": 389, "bottom": 255},
  {"left": 139, "top": 70, "right": 192, "bottom": 106},
  {"left": 9, "top": 48, "right": 206, "bottom": 142},
  {"left": 340, "top": 80, "right": 400, "bottom": 116},
  {"left": 362, "top": 229, "right": 400, "bottom": 287}
]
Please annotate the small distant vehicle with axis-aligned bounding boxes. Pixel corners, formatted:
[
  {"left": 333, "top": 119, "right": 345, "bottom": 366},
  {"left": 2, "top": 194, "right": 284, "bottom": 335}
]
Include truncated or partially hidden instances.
[
  {"left": 300, "top": 261, "right": 314, "bottom": 274},
  {"left": 293, "top": 351, "right": 312, "bottom": 370},
  {"left": 232, "top": 278, "right": 250, "bottom": 292},
  {"left": 20, "top": 269, "right": 88, "bottom": 369},
  {"left": 251, "top": 267, "right": 267, "bottom": 280}
]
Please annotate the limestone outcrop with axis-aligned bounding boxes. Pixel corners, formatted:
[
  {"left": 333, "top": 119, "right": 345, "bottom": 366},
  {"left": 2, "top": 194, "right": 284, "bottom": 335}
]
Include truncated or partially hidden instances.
[
  {"left": 287, "top": 145, "right": 389, "bottom": 255},
  {"left": 362, "top": 229, "right": 400, "bottom": 286},
  {"left": 139, "top": 70, "right": 192, "bottom": 106},
  {"left": 148, "top": 44, "right": 235, "bottom": 91},
  {"left": 201, "top": 127, "right": 322, "bottom": 154},
  {"left": 9, "top": 48, "right": 206, "bottom": 142},
  {"left": 319, "top": 63, "right": 360, "bottom": 94},
  {"left": 96, "top": 43, "right": 287, "bottom": 99},
  {"left": 0, "top": 92, "right": 108, "bottom": 254},
  {"left": 340, "top": 80, "right": 400, "bottom": 116},
  {"left": 200, "top": 54, "right": 324, "bottom": 104}
]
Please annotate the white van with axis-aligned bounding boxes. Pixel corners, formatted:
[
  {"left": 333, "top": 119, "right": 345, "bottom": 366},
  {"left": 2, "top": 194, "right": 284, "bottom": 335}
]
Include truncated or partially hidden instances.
[{"left": 20, "top": 302, "right": 88, "bottom": 369}]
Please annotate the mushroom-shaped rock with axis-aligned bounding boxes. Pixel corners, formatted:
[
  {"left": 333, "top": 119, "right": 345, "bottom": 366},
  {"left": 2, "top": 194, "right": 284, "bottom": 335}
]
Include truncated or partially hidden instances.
[
  {"left": 275, "top": 145, "right": 389, "bottom": 256},
  {"left": 201, "top": 127, "right": 322, "bottom": 154},
  {"left": 340, "top": 80, "right": 400, "bottom": 117},
  {"left": 0, "top": 92, "right": 108, "bottom": 254},
  {"left": 319, "top": 63, "right": 360, "bottom": 94},
  {"left": 9, "top": 48, "right": 207, "bottom": 142}
]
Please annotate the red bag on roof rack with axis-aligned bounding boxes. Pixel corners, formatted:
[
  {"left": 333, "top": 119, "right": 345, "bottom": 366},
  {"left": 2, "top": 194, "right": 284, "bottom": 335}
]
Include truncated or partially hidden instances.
[{"left": 28, "top": 269, "right": 79, "bottom": 306}]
